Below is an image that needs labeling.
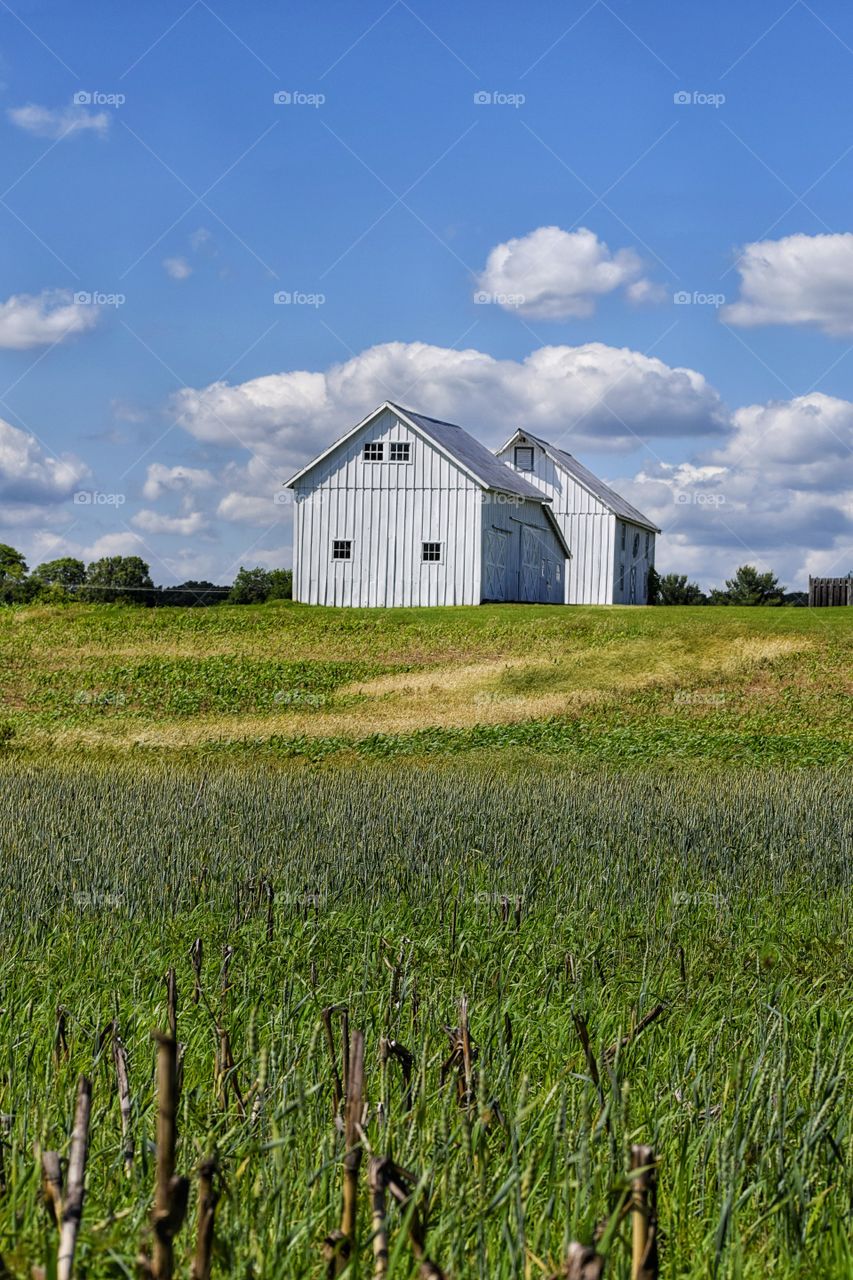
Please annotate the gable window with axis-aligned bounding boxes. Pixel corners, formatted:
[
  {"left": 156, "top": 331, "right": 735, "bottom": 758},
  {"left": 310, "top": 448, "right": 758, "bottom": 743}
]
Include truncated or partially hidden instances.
[
  {"left": 514, "top": 445, "right": 534, "bottom": 471},
  {"left": 422, "top": 542, "right": 442, "bottom": 563},
  {"left": 389, "top": 442, "right": 411, "bottom": 462},
  {"left": 363, "top": 441, "right": 383, "bottom": 461},
  {"left": 332, "top": 539, "right": 352, "bottom": 561},
  {"left": 645, "top": 532, "right": 651, "bottom": 557},
  {"left": 633, "top": 532, "right": 640, "bottom": 560},
  {"left": 620, "top": 522, "right": 626, "bottom": 551}
]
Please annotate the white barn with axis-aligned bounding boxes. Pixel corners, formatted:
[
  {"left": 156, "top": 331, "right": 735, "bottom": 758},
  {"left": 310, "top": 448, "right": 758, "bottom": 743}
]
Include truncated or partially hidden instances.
[
  {"left": 286, "top": 402, "right": 571, "bottom": 607},
  {"left": 496, "top": 429, "right": 660, "bottom": 605}
]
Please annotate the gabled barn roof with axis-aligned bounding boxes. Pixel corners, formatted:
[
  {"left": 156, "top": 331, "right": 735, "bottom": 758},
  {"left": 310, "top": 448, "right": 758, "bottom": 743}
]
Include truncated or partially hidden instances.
[
  {"left": 391, "top": 404, "right": 549, "bottom": 502},
  {"left": 287, "top": 401, "right": 548, "bottom": 502},
  {"left": 500, "top": 428, "right": 661, "bottom": 533}
]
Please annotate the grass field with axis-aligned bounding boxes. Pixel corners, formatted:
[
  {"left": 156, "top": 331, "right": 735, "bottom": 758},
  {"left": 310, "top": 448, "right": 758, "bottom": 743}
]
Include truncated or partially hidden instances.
[
  {"left": 1, "top": 600, "right": 851, "bottom": 765},
  {"left": 0, "top": 601, "right": 850, "bottom": 1277},
  {"left": 1, "top": 763, "right": 851, "bottom": 1279}
]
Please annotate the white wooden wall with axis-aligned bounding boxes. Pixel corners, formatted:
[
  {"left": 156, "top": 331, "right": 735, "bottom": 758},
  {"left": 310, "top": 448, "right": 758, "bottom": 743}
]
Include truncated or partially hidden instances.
[
  {"left": 496, "top": 442, "right": 615, "bottom": 604},
  {"left": 612, "top": 520, "right": 656, "bottom": 605},
  {"left": 292, "top": 408, "right": 484, "bottom": 606}
]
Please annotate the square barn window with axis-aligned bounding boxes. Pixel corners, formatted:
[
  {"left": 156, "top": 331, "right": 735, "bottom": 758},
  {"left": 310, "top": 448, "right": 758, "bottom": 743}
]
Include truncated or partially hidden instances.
[
  {"left": 422, "top": 542, "right": 442, "bottom": 562},
  {"left": 514, "top": 445, "right": 534, "bottom": 471},
  {"left": 363, "top": 441, "right": 383, "bottom": 461},
  {"left": 332, "top": 540, "right": 352, "bottom": 561},
  {"left": 389, "top": 442, "right": 411, "bottom": 462}
]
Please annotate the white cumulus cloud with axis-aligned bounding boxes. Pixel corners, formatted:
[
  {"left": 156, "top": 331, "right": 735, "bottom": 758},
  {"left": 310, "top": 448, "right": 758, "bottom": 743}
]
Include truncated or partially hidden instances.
[
  {"left": 475, "top": 226, "right": 658, "bottom": 319},
  {"left": 163, "top": 256, "right": 192, "bottom": 280},
  {"left": 132, "top": 509, "right": 208, "bottom": 536},
  {"left": 723, "top": 232, "right": 853, "bottom": 335},
  {"left": 142, "top": 463, "right": 216, "bottom": 501},
  {"left": 0, "top": 416, "right": 89, "bottom": 503},
  {"left": 171, "top": 339, "right": 728, "bottom": 474},
  {"left": 8, "top": 102, "right": 110, "bottom": 139},
  {"left": 0, "top": 289, "right": 100, "bottom": 349}
]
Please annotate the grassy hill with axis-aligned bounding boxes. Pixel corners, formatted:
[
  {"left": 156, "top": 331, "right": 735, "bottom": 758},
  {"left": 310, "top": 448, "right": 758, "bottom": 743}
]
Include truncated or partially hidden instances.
[{"left": 1, "top": 599, "right": 851, "bottom": 766}]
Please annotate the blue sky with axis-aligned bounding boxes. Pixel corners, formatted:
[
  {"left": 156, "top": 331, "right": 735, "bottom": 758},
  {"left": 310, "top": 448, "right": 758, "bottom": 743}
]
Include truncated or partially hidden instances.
[{"left": 2, "top": 0, "right": 853, "bottom": 588}]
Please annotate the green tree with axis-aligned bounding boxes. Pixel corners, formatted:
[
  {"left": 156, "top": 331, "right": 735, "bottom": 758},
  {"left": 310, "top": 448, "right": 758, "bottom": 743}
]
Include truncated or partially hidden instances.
[
  {"left": 0, "top": 544, "right": 28, "bottom": 584},
  {"left": 229, "top": 566, "right": 273, "bottom": 604},
  {"left": 710, "top": 564, "right": 784, "bottom": 606},
  {"left": 266, "top": 568, "right": 293, "bottom": 600},
  {"left": 32, "top": 557, "right": 86, "bottom": 593},
  {"left": 82, "top": 556, "right": 154, "bottom": 604},
  {"left": 658, "top": 573, "right": 706, "bottom": 605},
  {"left": 646, "top": 565, "right": 660, "bottom": 605}
]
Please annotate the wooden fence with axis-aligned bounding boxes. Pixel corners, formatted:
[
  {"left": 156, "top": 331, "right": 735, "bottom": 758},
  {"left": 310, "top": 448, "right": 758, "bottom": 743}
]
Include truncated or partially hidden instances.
[{"left": 808, "top": 576, "right": 853, "bottom": 607}]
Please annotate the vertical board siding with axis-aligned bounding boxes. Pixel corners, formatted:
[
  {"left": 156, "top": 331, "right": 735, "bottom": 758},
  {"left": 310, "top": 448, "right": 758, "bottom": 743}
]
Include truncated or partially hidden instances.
[
  {"left": 497, "top": 442, "right": 655, "bottom": 604},
  {"left": 292, "top": 408, "right": 483, "bottom": 606}
]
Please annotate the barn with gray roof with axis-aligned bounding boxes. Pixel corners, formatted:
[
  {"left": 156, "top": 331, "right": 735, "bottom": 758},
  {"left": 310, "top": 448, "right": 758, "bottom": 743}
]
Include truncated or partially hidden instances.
[{"left": 286, "top": 402, "right": 570, "bottom": 606}]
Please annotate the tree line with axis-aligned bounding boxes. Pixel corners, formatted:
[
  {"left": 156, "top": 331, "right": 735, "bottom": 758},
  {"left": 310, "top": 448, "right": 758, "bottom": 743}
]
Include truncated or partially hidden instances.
[
  {"left": 0, "top": 543, "right": 807, "bottom": 607},
  {"left": 0, "top": 545, "right": 291, "bottom": 606},
  {"left": 647, "top": 564, "right": 806, "bottom": 606}
]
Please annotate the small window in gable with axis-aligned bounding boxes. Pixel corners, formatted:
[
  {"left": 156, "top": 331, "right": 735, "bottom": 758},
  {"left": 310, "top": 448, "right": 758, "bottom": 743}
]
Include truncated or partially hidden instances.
[
  {"left": 422, "top": 542, "right": 442, "bottom": 562},
  {"left": 645, "top": 532, "right": 650, "bottom": 557},
  {"left": 514, "top": 445, "right": 534, "bottom": 471},
  {"left": 363, "top": 441, "right": 383, "bottom": 461},
  {"left": 633, "top": 532, "right": 640, "bottom": 559},
  {"left": 332, "top": 540, "right": 352, "bottom": 561},
  {"left": 621, "top": 523, "right": 626, "bottom": 551},
  {"left": 390, "top": 442, "right": 411, "bottom": 462}
]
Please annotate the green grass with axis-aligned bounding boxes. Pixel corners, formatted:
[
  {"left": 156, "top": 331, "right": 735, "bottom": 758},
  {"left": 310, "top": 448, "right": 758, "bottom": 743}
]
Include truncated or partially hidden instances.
[
  {"left": 0, "top": 762, "right": 851, "bottom": 1277},
  {"left": 1, "top": 600, "right": 851, "bottom": 767},
  {"left": 0, "top": 601, "right": 851, "bottom": 1275}
]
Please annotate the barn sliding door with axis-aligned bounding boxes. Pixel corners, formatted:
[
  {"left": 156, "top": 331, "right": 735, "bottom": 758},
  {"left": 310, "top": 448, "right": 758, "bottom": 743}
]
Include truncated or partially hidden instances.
[
  {"left": 519, "top": 525, "right": 541, "bottom": 602},
  {"left": 484, "top": 526, "right": 510, "bottom": 601}
]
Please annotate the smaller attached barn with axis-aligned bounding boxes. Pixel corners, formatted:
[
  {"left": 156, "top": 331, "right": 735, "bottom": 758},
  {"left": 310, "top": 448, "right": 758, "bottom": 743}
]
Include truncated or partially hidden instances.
[
  {"left": 286, "top": 402, "right": 570, "bottom": 607},
  {"left": 496, "top": 429, "right": 661, "bottom": 605}
]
